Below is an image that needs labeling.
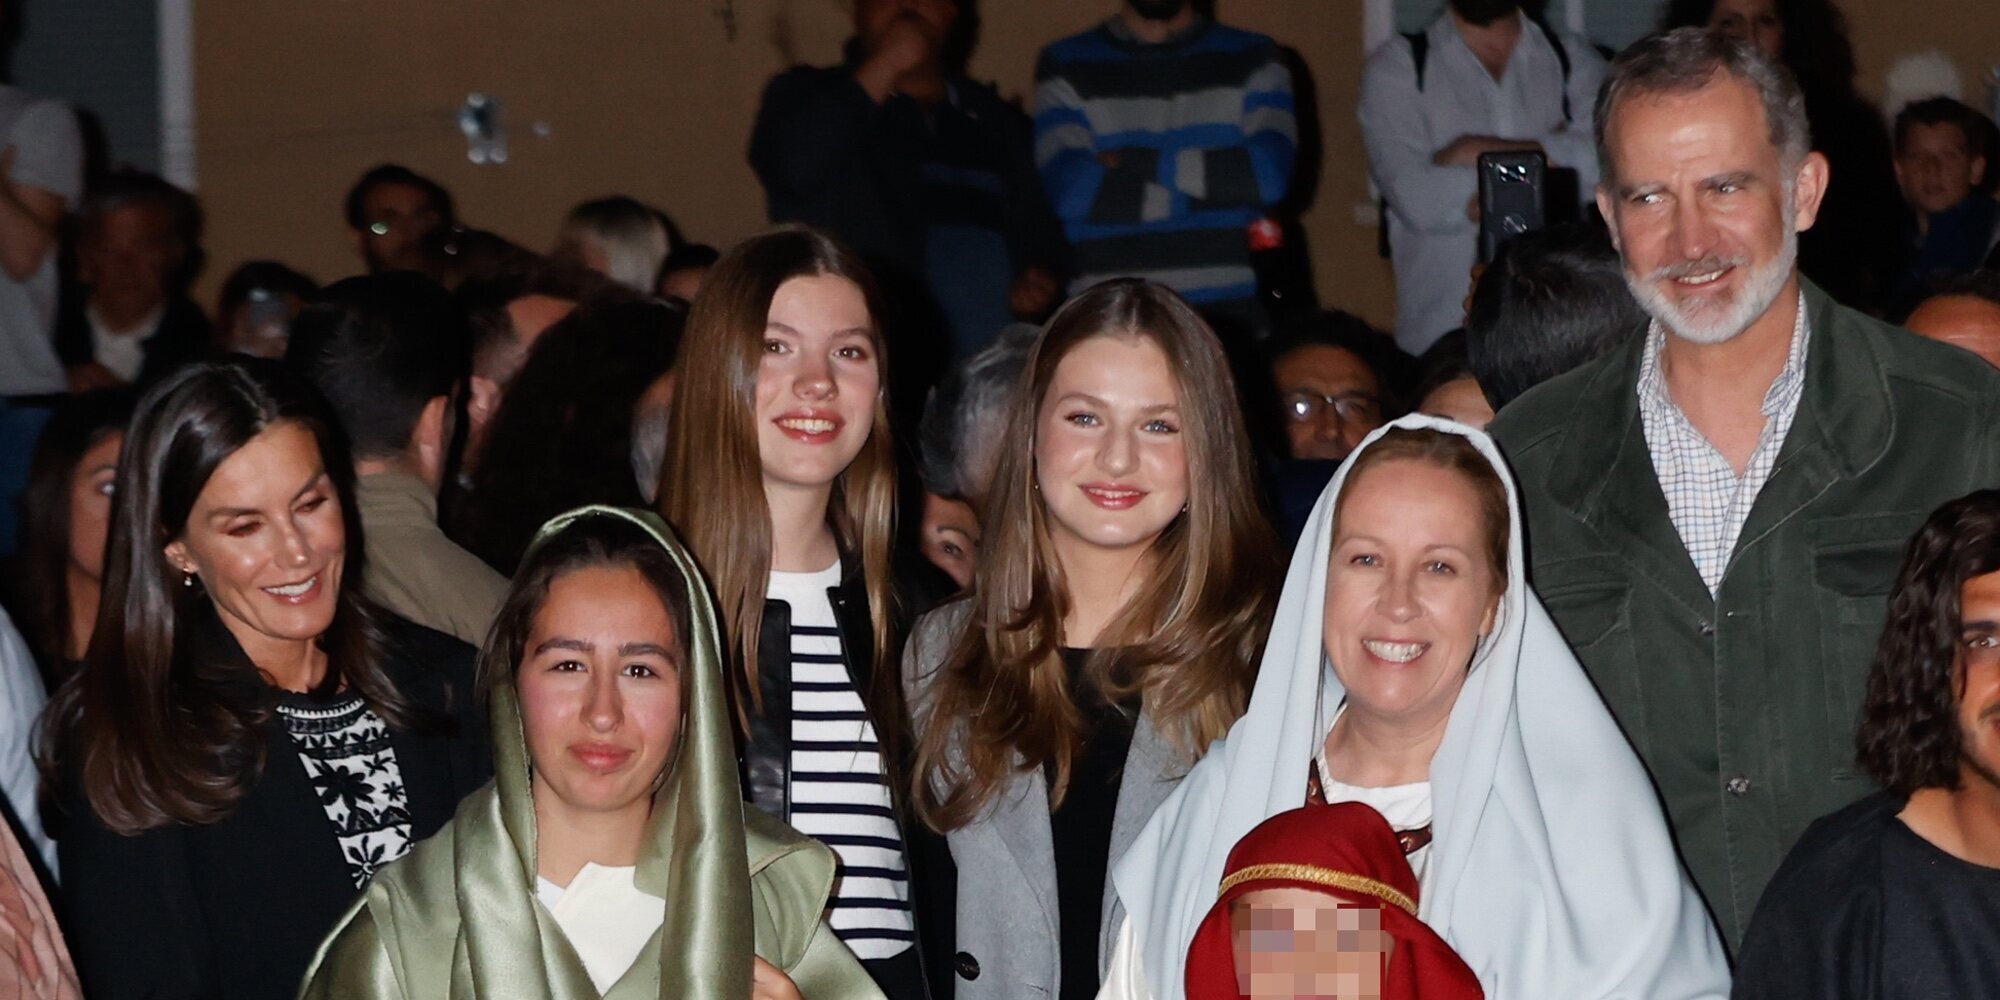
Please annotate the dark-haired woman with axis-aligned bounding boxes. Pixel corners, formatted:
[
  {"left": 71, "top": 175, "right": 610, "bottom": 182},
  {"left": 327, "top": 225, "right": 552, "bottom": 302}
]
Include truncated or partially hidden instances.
[
  {"left": 1662, "top": 0, "right": 1907, "bottom": 314},
  {"left": 304, "top": 506, "right": 882, "bottom": 999},
  {"left": 656, "top": 228, "right": 947, "bottom": 1000},
  {"left": 10, "top": 388, "right": 132, "bottom": 684},
  {"left": 41, "top": 357, "right": 491, "bottom": 1000},
  {"left": 906, "top": 280, "right": 1281, "bottom": 1000}
]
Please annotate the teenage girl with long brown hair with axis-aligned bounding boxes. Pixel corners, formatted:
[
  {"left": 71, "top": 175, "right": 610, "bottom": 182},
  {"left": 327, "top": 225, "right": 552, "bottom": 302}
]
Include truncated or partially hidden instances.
[
  {"left": 905, "top": 279, "right": 1281, "bottom": 1000},
  {"left": 656, "top": 226, "right": 937, "bottom": 1000}
]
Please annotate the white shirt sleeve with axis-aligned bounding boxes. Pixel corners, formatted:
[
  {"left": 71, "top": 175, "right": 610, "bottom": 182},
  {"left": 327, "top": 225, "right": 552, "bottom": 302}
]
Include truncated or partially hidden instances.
[
  {"left": 5, "top": 98, "right": 83, "bottom": 206},
  {"left": 1358, "top": 40, "right": 1478, "bottom": 235},
  {"left": 0, "top": 609, "right": 53, "bottom": 878},
  {"left": 1095, "top": 916, "right": 1153, "bottom": 1000},
  {"left": 1529, "top": 33, "right": 1608, "bottom": 198}
]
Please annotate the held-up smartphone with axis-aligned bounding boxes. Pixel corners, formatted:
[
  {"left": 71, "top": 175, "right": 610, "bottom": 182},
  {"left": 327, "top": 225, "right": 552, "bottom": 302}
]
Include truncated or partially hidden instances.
[{"left": 1478, "top": 150, "right": 1547, "bottom": 264}]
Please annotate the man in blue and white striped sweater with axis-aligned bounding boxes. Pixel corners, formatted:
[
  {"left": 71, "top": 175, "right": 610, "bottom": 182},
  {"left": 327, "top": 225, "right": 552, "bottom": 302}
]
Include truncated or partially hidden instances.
[{"left": 1033, "top": 0, "right": 1297, "bottom": 341}]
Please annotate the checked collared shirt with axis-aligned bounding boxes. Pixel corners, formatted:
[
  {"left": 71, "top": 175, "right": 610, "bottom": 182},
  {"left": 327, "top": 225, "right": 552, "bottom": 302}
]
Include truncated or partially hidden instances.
[{"left": 1636, "top": 293, "right": 1810, "bottom": 595}]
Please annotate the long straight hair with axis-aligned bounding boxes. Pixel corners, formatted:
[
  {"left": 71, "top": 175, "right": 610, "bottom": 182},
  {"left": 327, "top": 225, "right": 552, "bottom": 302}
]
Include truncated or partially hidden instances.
[
  {"left": 655, "top": 227, "right": 901, "bottom": 745},
  {"left": 14, "top": 388, "right": 134, "bottom": 678},
  {"left": 39, "top": 358, "right": 425, "bottom": 834},
  {"left": 913, "top": 280, "right": 1281, "bottom": 831}
]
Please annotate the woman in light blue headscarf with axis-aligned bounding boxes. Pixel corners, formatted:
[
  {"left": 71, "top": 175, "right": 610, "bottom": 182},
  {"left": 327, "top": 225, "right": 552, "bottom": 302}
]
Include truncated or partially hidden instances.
[{"left": 1101, "top": 415, "right": 1729, "bottom": 999}]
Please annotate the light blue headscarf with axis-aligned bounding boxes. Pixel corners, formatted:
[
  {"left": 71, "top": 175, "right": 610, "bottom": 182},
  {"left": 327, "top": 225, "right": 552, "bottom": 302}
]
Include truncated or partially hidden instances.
[{"left": 1111, "top": 415, "right": 1730, "bottom": 999}]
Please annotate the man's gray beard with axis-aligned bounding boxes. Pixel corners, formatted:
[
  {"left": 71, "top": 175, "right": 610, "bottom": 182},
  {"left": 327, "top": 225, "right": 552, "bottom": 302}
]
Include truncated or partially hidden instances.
[{"left": 1626, "top": 225, "right": 1798, "bottom": 346}]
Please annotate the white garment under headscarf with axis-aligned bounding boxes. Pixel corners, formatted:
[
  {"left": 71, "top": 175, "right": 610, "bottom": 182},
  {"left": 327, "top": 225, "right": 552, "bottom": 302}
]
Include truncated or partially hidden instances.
[{"left": 1108, "top": 414, "right": 1730, "bottom": 1000}]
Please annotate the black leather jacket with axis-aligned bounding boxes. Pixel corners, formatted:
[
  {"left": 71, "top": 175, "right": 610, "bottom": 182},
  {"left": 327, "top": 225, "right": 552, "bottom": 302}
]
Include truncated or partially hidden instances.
[
  {"left": 743, "top": 561, "right": 881, "bottom": 818},
  {"left": 740, "top": 554, "right": 956, "bottom": 999}
]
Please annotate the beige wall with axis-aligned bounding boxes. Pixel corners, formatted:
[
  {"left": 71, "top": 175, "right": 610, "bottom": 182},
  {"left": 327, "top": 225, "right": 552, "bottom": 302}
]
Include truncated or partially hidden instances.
[{"left": 191, "top": 1, "right": 2000, "bottom": 331}]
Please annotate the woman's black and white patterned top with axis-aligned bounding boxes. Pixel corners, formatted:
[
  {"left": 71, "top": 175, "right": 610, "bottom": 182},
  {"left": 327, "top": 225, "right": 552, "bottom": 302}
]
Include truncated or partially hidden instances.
[
  {"left": 767, "top": 563, "right": 914, "bottom": 962},
  {"left": 276, "top": 692, "right": 412, "bottom": 888}
]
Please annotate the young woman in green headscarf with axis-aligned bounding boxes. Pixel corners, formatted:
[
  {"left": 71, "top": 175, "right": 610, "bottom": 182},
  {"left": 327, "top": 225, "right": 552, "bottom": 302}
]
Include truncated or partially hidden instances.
[{"left": 300, "top": 506, "right": 883, "bottom": 999}]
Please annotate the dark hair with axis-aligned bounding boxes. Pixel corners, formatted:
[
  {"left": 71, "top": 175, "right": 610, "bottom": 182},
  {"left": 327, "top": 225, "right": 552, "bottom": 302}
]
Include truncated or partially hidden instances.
[
  {"left": 660, "top": 242, "right": 720, "bottom": 277},
  {"left": 478, "top": 512, "right": 693, "bottom": 698},
  {"left": 1336, "top": 427, "right": 1511, "bottom": 593},
  {"left": 1894, "top": 96, "right": 1992, "bottom": 153},
  {"left": 1920, "top": 269, "right": 2000, "bottom": 310},
  {"left": 216, "top": 261, "right": 318, "bottom": 336},
  {"left": 78, "top": 170, "right": 204, "bottom": 287},
  {"left": 39, "top": 357, "right": 427, "bottom": 834},
  {"left": 1597, "top": 28, "right": 1810, "bottom": 187},
  {"left": 1660, "top": 0, "right": 1859, "bottom": 99},
  {"left": 1894, "top": 97, "right": 2000, "bottom": 194},
  {"left": 285, "top": 273, "right": 470, "bottom": 459},
  {"left": 343, "top": 163, "right": 454, "bottom": 231},
  {"left": 1263, "top": 310, "right": 1412, "bottom": 414},
  {"left": 1410, "top": 330, "right": 1477, "bottom": 409},
  {"left": 457, "top": 260, "right": 614, "bottom": 384},
  {"left": 918, "top": 322, "right": 1039, "bottom": 501},
  {"left": 462, "top": 298, "right": 684, "bottom": 573},
  {"left": 12, "top": 388, "right": 136, "bottom": 678},
  {"left": 1858, "top": 491, "right": 2000, "bottom": 796},
  {"left": 1466, "top": 223, "right": 1646, "bottom": 408}
]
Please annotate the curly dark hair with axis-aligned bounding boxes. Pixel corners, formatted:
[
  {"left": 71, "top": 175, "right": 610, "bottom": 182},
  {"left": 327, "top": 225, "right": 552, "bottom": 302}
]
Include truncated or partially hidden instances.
[{"left": 1856, "top": 490, "right": 2000, "bottom": 796}]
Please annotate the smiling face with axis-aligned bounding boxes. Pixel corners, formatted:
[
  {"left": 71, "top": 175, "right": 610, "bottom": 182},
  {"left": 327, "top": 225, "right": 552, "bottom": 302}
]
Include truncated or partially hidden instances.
[
  {"left": 68, "top": 431, "right": 122, "bottom": 583},
  {"left": 1598, "top": 73, "right": 1825, "bottom": 345},
  {"left": 1324, "top": 458, "right": 1502, "bottom": 731},
  {"left": 1033, "top": 334, "right": 1191, "bottom": 562},
  {"left": 519, "top": 564, "right": 684, "bottom": 826},
  {"left": 163, "top": 421, "right": 345, "bottom": 663},
  {"left": 1953, "top": 570, "right": 2000, "bottom": 792},
  {"left": 754, "top": 274, "right": 881, "bottom": 505}
]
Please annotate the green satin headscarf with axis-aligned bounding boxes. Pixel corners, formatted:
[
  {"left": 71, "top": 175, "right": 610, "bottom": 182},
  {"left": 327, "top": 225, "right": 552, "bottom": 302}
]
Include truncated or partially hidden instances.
[
  {"left": 463, "top": 505, "right": 755, "bottom": 997},
  {"left": 302, "top": 506, "right": 882, "bottom": 999}
]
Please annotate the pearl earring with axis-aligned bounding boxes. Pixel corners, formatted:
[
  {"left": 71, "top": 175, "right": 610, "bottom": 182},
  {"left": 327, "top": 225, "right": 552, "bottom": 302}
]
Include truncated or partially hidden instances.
[{"left": 182, "top": 570, "right": 195, "bottom": 588}]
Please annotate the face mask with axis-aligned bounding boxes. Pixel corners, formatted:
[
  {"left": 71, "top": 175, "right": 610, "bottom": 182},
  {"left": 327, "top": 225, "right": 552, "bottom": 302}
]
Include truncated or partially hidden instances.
[
  {"left": 1129, "top": 0, "right": 1190, "bottom": 22},
  {"left": 1449, "top": 0, "right": 1520, "bottom": 26}
]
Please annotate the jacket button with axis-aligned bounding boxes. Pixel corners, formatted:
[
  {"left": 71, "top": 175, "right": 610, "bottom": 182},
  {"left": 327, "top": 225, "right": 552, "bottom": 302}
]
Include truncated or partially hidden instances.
[
  {"left": 1726, "top": 776, "right": 1752, "bottom": 795},
  {"left": 1698, "top": 620, "right": 1715, "bottom": 636},
  {"left": 954, "top": 951, "right": 980, "bottom": 981}
]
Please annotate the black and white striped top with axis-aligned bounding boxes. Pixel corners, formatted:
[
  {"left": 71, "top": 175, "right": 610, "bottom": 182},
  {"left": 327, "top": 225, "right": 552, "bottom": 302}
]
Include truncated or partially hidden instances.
[{"left": 767, "top": 563, "right": 914, "bottom": 961}]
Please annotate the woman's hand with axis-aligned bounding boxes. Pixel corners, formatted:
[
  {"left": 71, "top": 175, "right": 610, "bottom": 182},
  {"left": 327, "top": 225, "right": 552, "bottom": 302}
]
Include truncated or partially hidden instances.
[{"left": 751, "top": 956, "right": 804, "bottom": 1000}]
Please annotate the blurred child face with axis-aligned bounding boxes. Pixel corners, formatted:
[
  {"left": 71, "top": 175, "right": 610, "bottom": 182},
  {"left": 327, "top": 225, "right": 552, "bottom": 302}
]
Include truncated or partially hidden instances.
[{"left": 1232, "top": 887, "right": 1394, "bottom": 999}]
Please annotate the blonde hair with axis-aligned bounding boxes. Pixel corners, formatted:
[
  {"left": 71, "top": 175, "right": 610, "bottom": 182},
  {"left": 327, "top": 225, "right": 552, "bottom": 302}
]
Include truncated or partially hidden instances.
[
  {"left": 656, "top": 226, "right": 901, "bottom": 747},
  {"left": 912, "top": 280, "right": 1281, "bottom": 831}
]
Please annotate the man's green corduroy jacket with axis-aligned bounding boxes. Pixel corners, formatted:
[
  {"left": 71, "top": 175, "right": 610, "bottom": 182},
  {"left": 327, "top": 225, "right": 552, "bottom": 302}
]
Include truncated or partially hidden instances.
[{"left": 1489, "top": 280, "right": 2000, "bottom": 948}]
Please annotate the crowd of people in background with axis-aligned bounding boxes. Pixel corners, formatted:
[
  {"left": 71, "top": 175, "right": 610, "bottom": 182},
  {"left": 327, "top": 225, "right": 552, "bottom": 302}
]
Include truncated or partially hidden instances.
[{"left": 0, "top": 0, "right": 1997, "bottom": 997}]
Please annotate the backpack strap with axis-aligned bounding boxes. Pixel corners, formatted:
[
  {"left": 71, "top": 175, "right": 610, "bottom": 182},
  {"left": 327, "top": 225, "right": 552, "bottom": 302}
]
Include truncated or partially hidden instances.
[{"left": 1526, "top": 15, "right": 1573, "bottom": 123}]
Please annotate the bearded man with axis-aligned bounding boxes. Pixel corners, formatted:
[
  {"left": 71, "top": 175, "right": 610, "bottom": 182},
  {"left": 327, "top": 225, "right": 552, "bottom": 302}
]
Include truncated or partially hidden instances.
[{"left": 1488, "top": 28, "right": 2000, "bottom": 951}]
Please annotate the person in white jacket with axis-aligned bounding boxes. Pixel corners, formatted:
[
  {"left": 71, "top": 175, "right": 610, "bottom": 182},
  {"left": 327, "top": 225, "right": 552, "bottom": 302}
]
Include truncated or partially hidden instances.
[{"left": 1098, "top": 415, "right": 1730, "bottom": 999}]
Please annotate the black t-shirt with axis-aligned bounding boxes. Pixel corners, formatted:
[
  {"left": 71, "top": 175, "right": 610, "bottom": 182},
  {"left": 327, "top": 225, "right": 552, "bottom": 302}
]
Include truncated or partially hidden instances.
[
  {"left": 1877, "top": 816, "right": 2000, "bottom": 999},
  {"left": 1735, "top": 791, "right": 2000, "bottom": 1000},
  {"left": 1046, "top": 648, "right": 1139, "bottom": 1000}
]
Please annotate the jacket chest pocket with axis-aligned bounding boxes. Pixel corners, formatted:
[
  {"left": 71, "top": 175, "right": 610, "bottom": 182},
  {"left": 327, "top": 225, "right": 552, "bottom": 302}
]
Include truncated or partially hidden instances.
[
  {"left": 1809, "top": 515, "right": 1921, "bottom": 777},
  {"left": 1535, "top": 560, "right": 1645, "bottom": 749}
]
